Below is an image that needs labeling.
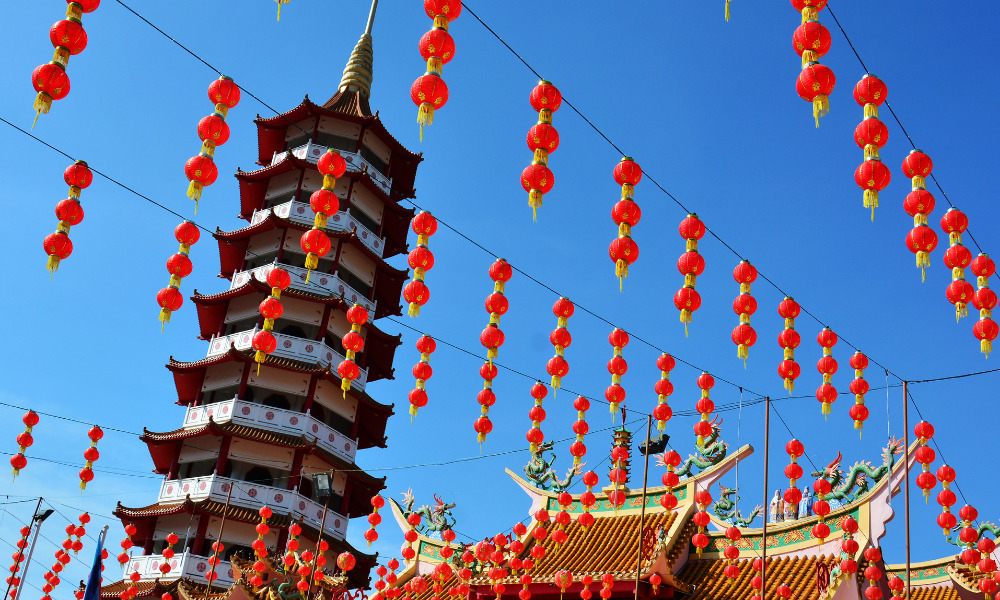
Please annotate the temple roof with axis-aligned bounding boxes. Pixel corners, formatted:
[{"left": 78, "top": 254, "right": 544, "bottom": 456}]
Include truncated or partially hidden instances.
[
  {"left": 166, "top": 349, "right": 393, "bottom": 451},
  {"left": 677, "top": 554, "right": 839, "bottom": 600}
]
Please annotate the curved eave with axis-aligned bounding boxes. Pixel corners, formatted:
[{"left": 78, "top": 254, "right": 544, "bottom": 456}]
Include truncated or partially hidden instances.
[
  {"left": 191, "top": 275, "right": 400, "bottom": 382},
  {"left": 166, "top": 350, "right": 394, "bottom": 450},
  {"left": 140, "top": 419, "right": 386, "bottom": 502}
]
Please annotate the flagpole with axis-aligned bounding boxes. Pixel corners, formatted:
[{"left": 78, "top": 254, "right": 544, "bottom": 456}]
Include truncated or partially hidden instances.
[
  {"left": 3, "top": 498, "right": 42, "bottom": 600},
  {"left": 13, "top": 500, "right": 53, "bottom": 600}
]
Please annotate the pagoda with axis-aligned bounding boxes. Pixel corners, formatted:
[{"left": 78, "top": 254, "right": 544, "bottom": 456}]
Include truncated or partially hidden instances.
[
  {"left": 382, "top": 427, "right": 982, "bottom": 600},
  {"left": 102, "top": 4, "right": 420, "bottom": 598}
]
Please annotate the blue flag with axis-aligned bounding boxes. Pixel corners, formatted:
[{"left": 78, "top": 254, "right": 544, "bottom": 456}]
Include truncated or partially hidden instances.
[{"left": 82, "top": 527, "right": 106, "bottom": 600}]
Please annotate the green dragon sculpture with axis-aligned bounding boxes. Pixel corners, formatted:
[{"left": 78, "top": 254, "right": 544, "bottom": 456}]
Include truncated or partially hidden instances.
[
  {"left": 713, "top": 485, "right": 763, "bottom": 527},
  {"left": 947, "top": 521, "right": 1000, "bottom": 547},
  {"left": 276, "top": 582, "right": 304, "bottom": 600},
  {"left": 523, "top": 441, "right": 581, "bottom": 493},
  {"left": 401, "top": 489, "right": 457, "bottom": 534},
  {"left": 673, "top": 416, "right": 728, "bottom": 478},
  {"left": 810, "top": 436, "right": 904, "bottom": 503}
]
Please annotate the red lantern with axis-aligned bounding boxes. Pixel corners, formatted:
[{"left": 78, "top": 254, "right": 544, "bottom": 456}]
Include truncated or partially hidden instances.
[
  {"left": 852, "top": 75, "right": 889, "bottom": 219},
  {"left": 854, "top": 74, "right": 887, "bottom": 116},
  {"left": 785, "top": 438, "right": 805, "bottom": 507},
  {"left": 906, "top": 224, "right": 939, "bottom": 282},
  {"left": 972, "top": 253, "right": 998, "bottom": 357},
  {"left": 249, "top": 267, "right": 291, "bottom": 373},
  {"left": 11, "top": 411, "right": 39, "bottom": 479},
  {"left": 79, "top": 425, "right": 102, "bottom": 491},
  {"left": 571, "top": 396, "right": 591, "bottom": 469},
  {"left": 606, "top": 328, "right": 630, "bottom": 414},
  {"left": 723, "top": 526, "right": 742, "bottom": 580},
  {"left": 654, "top": 353, "right": 675, "bottom": 432},
  {"left": 547, "top": 297, "right": 574, "bottom": 391},
  {"left": 32, "top": 2, "right": 99, "bottom": 124},
  {"left": 608, "top": 157, "right": 643, "bottom": 289},
  {"left": 406, "top": 211, "right": 438, "bottom": 317},
  {"left": 409, "top": 335, "right": 437, "bottom": 418},
  {"left": 816, "top": 327, "right": 838, "bottom": 417},
  {"left": 939, "top": 207, "right": 973, "bottom": 322},
  {"left": 797, "top": 62, "right": 836, "bottom": 127},
  {"left": 676, "top": 214, "right": 706, "bottom": 334},
  {"left": 778, "top": 297, "right": 801, "bottom": 391},
  {"left": 694, "top": 372, "right": 715, "bottom": 446},
  {"left": 476, "top": 259, "right": 511, "bottom": 443},
  {"left": 44, "top": 161, "right": 93, "bottom": 274},
  {"left": 732, "top": 260, "right": 758, "bottom": 362},
  {"left": 526, "top": 382, "right": 548, "bottom": 453},
  {"left": 692, "top": 489, "right": 713, "bottom": 556},
  {"left": 301, "top": 149, "right": 344, "bottom": 281},
  {"left": 854, "top": 159, "right": 891, "bottom": 220},
  {"left": 337, "top": 303, "right": 369, "bottom": 396},
  {"left": 5, "top": 525, "right": 32, "bottom": 599},
  {"left": 412, "top": 0, "right": 458, "bottom": 140},
  {"left": 848, "top": 352, "right": 869, "bottom": 434},
  {"left": 912, "top": 421, "right": 936, "bottom": 501},
  {"left": 608, "top": 446, "right": 629, "bottom": 509},
  {"left": 524, "top": 81, "right": 562, "bottom": 219},
  {"left": 156, "top": 221, "right": 200, "bottom": 328},
  {"left": 812, "top": 473, "right": 833, "bottom": 545},
  {"left": 793, "top": 20, "right": 831, "bottom": 66}
]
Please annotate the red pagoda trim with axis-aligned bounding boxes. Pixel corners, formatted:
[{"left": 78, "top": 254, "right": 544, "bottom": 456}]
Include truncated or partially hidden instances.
[{"left": 166, "top": 350, "right": 393, "bottom": 450}]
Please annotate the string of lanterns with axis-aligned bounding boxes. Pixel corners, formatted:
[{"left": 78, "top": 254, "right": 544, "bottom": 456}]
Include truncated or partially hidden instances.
[
  {"left": 339, "top": 304, "right": 370, "bottom": 395},
  {"left": 972, "top": 254, "right": 998, "bottom": 356},
  {"left": 570, "top": 395, "right": 590, "bottom": 467},
  {"left": 941, "top": 208, "right": 974, "bottom": 322},
  {"left": 44, "top": 161, "right": 92, "bottom": 275},
  {"left": 694, "top": 373, "right": 714, "bottom": 446},
  {"left": 793, "top": 0, "right": 835, "bottom": 127},
  {"left": 187, "top": 77, "right": 240, "bottom": 210},
  {"left": 32, "top": 0, "right": 98, "bottom": 126},
  {"left": 675, "top": 214, "right": 705, "bottom": 335},
  {"left": 816, "top": 327, "right": 838, "bottom": 418},
  {"left": 848, "top": 352, "right": 869, "bottom": 435},
  {"left": 475, "top": 259, "right": 512, "bottom": 443},
  {"left": 732, "top": 261, "right": 758, "bottom": 363},
  {"left": 522, "top": 82, "right": 561, "bottom": 220},
  {"left": 653, "top": 353, "right": 675, "bottom": 432},
  {"left": 411, "top": 0, "right": 459, "bottom": 140},
  {"left": 78, "top": 425, "right": 102, "bottom": 491},
  {"left": 902, "top": 149, "right": 938, "bottom": 282},
  {"left": 406, "top": 212, "right": 438, "bottom": 317},
  {"left": 156, "top": 221, "right": 200, "bottom": 328},
  {"left": 10, "top": 410, "right": 38, "bottom": 480},
  {"left": 853, "top": 76, "right": 889, "bottom": 220},
  {"left": 302, "top": 149, "right": 347, "bottom": 282},
  {"left": 409, "top": 335, "right": 437, "bottom": 418},
  {"left": 609, "top": 158, "right": 642, "bottom": 290},
  {"left": 777, "top": 297, "right": 802, "bottom": 392},
  {"left": 914, "top": 421, "right": 936, "bottom": 501},
  {"left": 546, "top": 297, "right": 573, "bottom": 393},
  {"left": 251, "top": 267, "right": 291, "bottom": 373},
  {"left": 5, "top": 524, "right": 31, "bottom": 599},
  {"left": 366, "top": 495, "right": 384, "bottom": 546},
  {"left": 525, "top": 382, "right": 547, "bottom": 453},
  {"left": 606, "top": 329, "right": 628, "bottom": 415}
]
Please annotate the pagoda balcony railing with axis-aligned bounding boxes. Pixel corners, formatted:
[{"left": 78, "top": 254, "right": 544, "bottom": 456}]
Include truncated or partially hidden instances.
[
  {"left": 183, "top": 397, "right": 358, "bottom": 464},
  {"left": 251, "top": 200, "right": 385, "bottom": 257},
  {"left": 125, "top": 550, "right": 234, "bottom": 586},
  {"left": 205, "top": 328, "right": 368, "bottom": 391},
  {"left": 230, "top": 261, "right": 376, "bottom": 314},
  {"left": 158, "top": 474, "right": 349, "bottom": 541},
  {"left": 272, "top": 141, "right": 393, "bottom": 196}
]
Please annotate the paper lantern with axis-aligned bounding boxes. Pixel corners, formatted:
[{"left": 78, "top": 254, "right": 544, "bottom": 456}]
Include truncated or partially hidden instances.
[
  {"left": 797, "top": 61, "right": 836, "bottom": 127},
  {"left": 732, "top": 260, "right": 758, "bottom": 362},
  {"left": 816, "top": 327, "right": 838, "bottom": 417},
  {"left": 32, "top": 1, "right": 100, "bottom": 125},
  {"left": 654, "top": 353, "right": 675, "bottom": 431},
  {"left": 155, "top": 219, "right": 201, "bottom": 328},
  {"left": 659, "top": 449, "right": 681, "bottom": 511},
  {"left": 571, "top": 396, "right": 590, "bottom": 468},
  {"left": 784, "top": 439, "right": 805, "bottom": 507},
  {"left": 849, "top": 352, "right": 869, "bottom": 435},
  {"left": 5, "top": 525, "right": 32, "bottom": 599},
  {"left": 79, "top": 425, "right": 102, "bottom": 491},
  {"left": 812, "top": 476, "right": 833, "bottom": 545},
  {"left": 839, "top": 516, "right": 859, "bottom": 575},
  {"left": 405, "top": 211, "right": 439, "bottom": 316},
  {"left": 476, "top": 259, "right": 512, "bottom": 443},
  {"left": 524, "top": 81, "right": 562, "bottom": 219},
  {"left": 11, "top": 410, "right": 39, "bottom": 479},
  {"left": 608, "top": 445, "right": 629, "bottom": 509},
  {"left": 526, "top": 382, "right": 548, "bottom": 453},
  {"left": 547, "top": 297, "right": 574, "bottom": 391},
  {"left": 44, "top": 161, "right": 93, "bottom": 274},
  {"left": 692, "top": 489, "right": 713, "bottom": 556},
  {"left": 579, "top": 471, "right": 598, "bottom": 529},
  {"left": 301, "top": 149, "right": 346, "bottom": 282},
  {"left": 972, "top": 253, "right": 998, "bottom": 357},
  {"left": 338, "top": 304, "right": 369, "bottom": 396},
  {"left": 606, "top": 328, "right": 629, "bottom": 414},
  {"left": 412, "top": 0, "right": 460, "bottom": 138},
  {"left": 913, "top": 421, "right": 936, "bottom": 501},
  {"left": 675, "top": 214, "right": 706, "bottom": 334},
  {"left": 941, "top": 208, "right": 973, "bottom": 321},
  {"left": 852, "top": 75, "right": 889, "bottom": 219},
  {"left": 410, "top": 335, "right": 437, "bottom": 418},
  {"left": 250, "top": 267, "right": 291, "bottom": 373},
  {"left": 610, "top": 157, "right": 643, "bottom": 289},
  {"left": 185, "top": 76, "right": 239, "bottom": 208},
  {"left": 694, "top": 372, "right": 715, "bottom": 446},
  {"left": 778, "top": 297, "right": 801, "bottom": 391}
]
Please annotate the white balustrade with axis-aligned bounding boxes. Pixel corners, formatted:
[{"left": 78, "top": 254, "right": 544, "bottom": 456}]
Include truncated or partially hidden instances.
[
  {"left": 157, "top": 474, "right": 348, "bottom": 541},
  {"left": 206, "top": 328, "right": 368, "bottom": 391},
  {"left": 251, "top": 200, "right": 384, "bottom": 257},
  {"left": 272, "top": 141, "right": 393, "bottom": 195},
  {"left": 125, "top": 550, "right": 234, "bottom": 585},
  {"left": 229, "top": 262, "right": 375, "bottom": 314},
  {"left": 183, "top": 398, "right": 358, "bottom": 463}
]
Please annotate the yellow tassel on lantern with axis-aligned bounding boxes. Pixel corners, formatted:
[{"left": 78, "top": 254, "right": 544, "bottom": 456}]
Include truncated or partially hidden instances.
[
  {"left": 801, "top": 6, "right": 817, "bottom": 22},
  {"left": 725, "top": 0, "right": 731, "bottom": 20},
  {"left": 46, "top": 255, "right": 61, "bottom": 275},
  {"left": 801, "top": 51, "right": 817, "bottom": 67},
  {"left": 822, "top": 401, "right": 831, "bottom": 416},
  {"left": 784, "top": 377, "right": 795, "bottom": 392},
  {"left": 813, "top": 94, "right": 829, "bottom": 127},
  {"left": 314, "top": 213, "right": 328, "bottom": 229},
  {"left": 529, "top": 189, "right": 543, "bottom": 222},
  {"left": 275, "top": 0, "right": 289, "bottom": 20},
  {"left": 159, "top": 308, "right": 172, "bottom": 331},
  {"left": 864, "top": 103, "right": 878, "bottom": 118},
  {"left": 408, "top": 302, "right": 420, "bottom": 317},
  {"left": 983, "top": 339, "right": 992, "bottom": 357},
  {"left": 187, "top": 181, "right": 203, "bottom": 202},
  {"left": 738, "top": 344, "right": 748, "bottom": 360},
  {"left": 681, "top": 309, "right": 691, "bottom": 337},
  {"left": 341, "top": 377, "right": 351, "bottom": 397},
  {"left": 956, "top": 303, "right": 968, "bottom": 322},
  {"left": 417, "top": 103, "right": 435, "bottom": 142}
]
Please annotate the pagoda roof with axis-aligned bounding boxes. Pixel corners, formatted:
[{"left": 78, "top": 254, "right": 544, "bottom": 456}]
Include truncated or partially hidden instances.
[
  {"left": 676, "top": 554, "right": 839, "bottom": 600},
  {"left": 166, "top": 349, "right": 393, "bottom": 450},
  {"left": 234, "top": 157, "right": 415, "bottom": 258},
  {"left": 191, "top": 276, "right": 400, "bottom": 378},
  {"left": 140, "top": 418, "right": 385, "bottom": 511},
  {"left": 213, "top": 213, "right": 407, "bottom": 318},
  {"left": 252, "top": 95, "right": 421, "bottom": 195}
]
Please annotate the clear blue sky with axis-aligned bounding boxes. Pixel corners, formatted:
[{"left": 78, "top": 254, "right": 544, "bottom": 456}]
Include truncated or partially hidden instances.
[{"left": 1, "top": 1, "right": 998, "bottom": 593}]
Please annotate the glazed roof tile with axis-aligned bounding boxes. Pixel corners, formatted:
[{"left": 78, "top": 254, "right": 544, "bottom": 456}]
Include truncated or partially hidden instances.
[
  {"left": 677, "top": 554, "right": 839, "bottom": 600},
  {"left": 908, "top": 585, "right": 963, "bottom": 600}
]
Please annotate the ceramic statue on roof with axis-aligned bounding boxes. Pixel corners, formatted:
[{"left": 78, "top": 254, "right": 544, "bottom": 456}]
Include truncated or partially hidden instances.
[
  {"left": 523, "top": 440, "right": 581, "bottom": 493},
  {"left": 712, "top": 485, "right": 762, "bottom": 527},
  {"left": 810, "top": 436, "right": 904, "bottom": 503},
  {"left": 674, "top": 416, "right": 728, "bottom": 477},
  {"left": 400, "top": 490, "right": 457, "bottom": 534}
]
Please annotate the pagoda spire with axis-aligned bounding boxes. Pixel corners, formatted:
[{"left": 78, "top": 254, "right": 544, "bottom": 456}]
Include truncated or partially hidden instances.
[{"left": 338, "top": 0, "right": 378, "bottom": 99}]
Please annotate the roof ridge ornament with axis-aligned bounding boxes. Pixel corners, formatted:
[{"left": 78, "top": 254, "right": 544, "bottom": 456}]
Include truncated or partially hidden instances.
[{"left": 337, "top": 0, "right": 378, "bottom": 99}]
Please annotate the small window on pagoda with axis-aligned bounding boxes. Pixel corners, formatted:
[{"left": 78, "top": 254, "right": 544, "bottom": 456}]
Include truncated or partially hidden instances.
[
  {"left": 360, "top": 145, "right": 388, "bottom": 176},
  {"left": 309, "top": 403, "right": 326, "bottom": 422},
  {"left": 243, "top": 387, "right": 255, "bottom": 403},
  {"left": 284, "top": 133, "right": 309, "bottom": 152},
  {"left": 265, "top": 190, "right": 297, "bottom": 209},
  {"left": 263, "top": 394, "right": 291, "bottom": 411},
  {"left": 336, "top": 266, "right": 372, "bottom": 298},
  {"left": 245, "top": 466, "right": 274, "bottom": 487},
  {"left": 279, "top": 324, "right": 307, "bottom": 339},
  {"left": 324, "top": 333, "right": 347, "bottom": 357},
  {"left": 348, "top": 205, "right": 380, "bottom": 236},
  {"left": 315, "top": 132, "right": 356, "bottom": 153}
]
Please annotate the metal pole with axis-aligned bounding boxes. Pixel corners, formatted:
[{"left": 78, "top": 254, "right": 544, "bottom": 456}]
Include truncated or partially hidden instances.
[
  {"left": 4, "top": 498, "right": 42, "bottom": 600},
  {"left": 13, "top": 499, "right": 49, "bottom": 600},
  {"left": 902, "top": 381, "right": 910, "bottom": 600},
  {"left": 761, "top": 398, "right": 770, "bottom": 600},
  {"left": 203, "top": 484, "right": 234, "bottom": 600},
  {"left": 306, "top": 488, "right": 332, "bottom": 600},
  {"left": 633, "top": 416, "right": 653, "bottom": 600},
  {"left": 364, "top": 0, "right": 379, "bottom": 35}
]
